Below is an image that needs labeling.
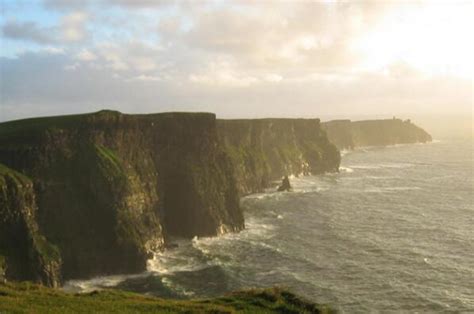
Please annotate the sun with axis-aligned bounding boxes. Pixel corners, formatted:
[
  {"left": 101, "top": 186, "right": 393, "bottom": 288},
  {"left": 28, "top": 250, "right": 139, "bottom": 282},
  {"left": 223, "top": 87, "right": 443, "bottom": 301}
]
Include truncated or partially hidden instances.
[{"left": 352, "top": 2, "right": 473, "bottom": 79}]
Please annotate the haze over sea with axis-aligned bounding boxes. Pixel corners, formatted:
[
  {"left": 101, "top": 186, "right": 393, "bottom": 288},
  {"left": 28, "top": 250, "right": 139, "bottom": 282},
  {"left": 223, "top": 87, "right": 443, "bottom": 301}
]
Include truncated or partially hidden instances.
[{"left": 65, "top": 137, "right": 473, "bottom": 313}]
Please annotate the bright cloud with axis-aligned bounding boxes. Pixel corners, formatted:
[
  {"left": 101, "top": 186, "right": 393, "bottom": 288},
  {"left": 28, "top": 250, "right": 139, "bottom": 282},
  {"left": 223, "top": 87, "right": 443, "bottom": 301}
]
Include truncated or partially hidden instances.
[{"left": 0, "top": 0, "right": 472, "bottom": 122}]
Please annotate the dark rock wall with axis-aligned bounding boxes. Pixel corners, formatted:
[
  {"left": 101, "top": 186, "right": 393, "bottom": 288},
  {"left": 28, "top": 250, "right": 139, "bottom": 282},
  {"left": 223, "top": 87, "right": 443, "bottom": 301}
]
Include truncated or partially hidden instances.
[
  {"left": 217, "top": 119, "right": 340, "bottom": 195},
  {"left": 319, "top": 120, "right": 355, "bottom": 150},
  {"left": 0, "top": 111, "right": 243, "bottom": 283},
  {"left": 1, "top": 112, "right": 429, "bottom": 286},
  {"left": 322, "top": 118, "right": 432, "bottom": 150},
  {"left": 0, "top": 164, "right": 62, "bottom": 287}
]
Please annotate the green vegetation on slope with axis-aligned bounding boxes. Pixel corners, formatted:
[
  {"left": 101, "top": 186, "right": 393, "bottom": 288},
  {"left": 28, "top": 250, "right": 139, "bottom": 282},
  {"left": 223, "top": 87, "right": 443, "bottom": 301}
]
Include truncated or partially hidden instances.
[
  {"left": 0, "top": 163, "right": 31, "bottom": 187},
  {"left": 0, "top": 282, "right": 333, "bottom": 314},
  {"left": 0, "top": 163, "right": 62, "bottom": 287},
  {"left": 217, "top": 119, "right": 340, "bottom": 195}
]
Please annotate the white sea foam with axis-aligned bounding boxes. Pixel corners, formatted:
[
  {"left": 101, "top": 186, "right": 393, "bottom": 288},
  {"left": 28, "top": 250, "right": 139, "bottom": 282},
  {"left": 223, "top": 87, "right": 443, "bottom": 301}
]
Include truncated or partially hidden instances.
[
  {"left": 161, "top": 277, "right": 196, "bottom": 297},
  {"left": 339, "top": 166, "right": 354, "bottom": 173},
  {"left": 365, "top": 186, "right": 421, "bottom": 193},
  {"left": 244, "top": 191, "right": 281, "bottom": 200},
  {"left": 340, "top": 149, "right": 351, "bottom": 157},
  {"left": 351, "top": 165, "right": 381, "bottom": 169},
  {"left": 63, "top": 272, "right": 148, "bottom": 293},
  {"left": 351, "top": 162, "right": 413, "bottom": 170},
  {"left": 147, "top": 241, "right": 211, "bottom": 275}
]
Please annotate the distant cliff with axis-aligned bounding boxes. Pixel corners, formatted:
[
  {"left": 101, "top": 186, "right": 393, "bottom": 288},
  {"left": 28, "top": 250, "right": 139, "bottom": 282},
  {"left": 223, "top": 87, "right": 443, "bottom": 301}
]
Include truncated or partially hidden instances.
[
  {"left": 217, "top": 119, "right": 340, "bottom": 194},
  {"left": 0, "top": 111, "right": 243, "bottom": 284},
  {"left": 321, "top": 118, "right": 432, "bottom": 150}
]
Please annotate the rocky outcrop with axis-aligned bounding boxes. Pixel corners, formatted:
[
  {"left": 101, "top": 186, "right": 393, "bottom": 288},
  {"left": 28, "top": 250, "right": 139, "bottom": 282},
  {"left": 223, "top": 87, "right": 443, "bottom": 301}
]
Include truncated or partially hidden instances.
[
  {"left": 0, "top": 164, "right": 62, "bottom": 287},
  {"left": 0, "top": 255, "right": 5, "bottom": 283},
  {"left": 0, "top": 111, "right": 243, "bottom": 284},
  {"left": 217, "top": 119, "right": 340, "bottom": 194},
  {"left": 322, "top": 118, "right": 432, "bottom": 150}
]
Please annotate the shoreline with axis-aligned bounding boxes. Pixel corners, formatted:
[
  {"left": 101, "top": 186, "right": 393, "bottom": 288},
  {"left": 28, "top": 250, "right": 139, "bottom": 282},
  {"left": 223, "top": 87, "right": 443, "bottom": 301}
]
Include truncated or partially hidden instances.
[{"left": 61, "top": 140, "right": 431, "bottom": 295}]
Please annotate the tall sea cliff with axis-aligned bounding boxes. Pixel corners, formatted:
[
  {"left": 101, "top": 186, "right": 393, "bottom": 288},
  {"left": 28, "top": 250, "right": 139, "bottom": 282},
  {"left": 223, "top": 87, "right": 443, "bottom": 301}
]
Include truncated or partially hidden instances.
[
  {"left": 0, "top": 111, "right": 243, "bottom": 284},
  {"left": 321, "top": 118, "right": 432, "bottom": 150},
  {"left": 217, "top": 119, "right": 340, "bottom": 195},
  {"left": 0, "top": 111, "right": 431, "bottom": 287}
]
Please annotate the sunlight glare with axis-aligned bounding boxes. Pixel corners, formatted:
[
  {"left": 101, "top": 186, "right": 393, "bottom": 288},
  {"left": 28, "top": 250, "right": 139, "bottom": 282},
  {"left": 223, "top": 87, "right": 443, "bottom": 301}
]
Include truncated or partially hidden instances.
[{"left": 352, "top": 2, "right": 473, "bottom": 78}]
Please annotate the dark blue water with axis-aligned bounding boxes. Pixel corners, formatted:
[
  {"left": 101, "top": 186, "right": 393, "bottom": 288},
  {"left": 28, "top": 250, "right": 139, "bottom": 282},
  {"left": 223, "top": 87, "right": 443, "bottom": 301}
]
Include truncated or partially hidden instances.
[{"left": 65, "top": 139, "right": 474, "bottom": 312}]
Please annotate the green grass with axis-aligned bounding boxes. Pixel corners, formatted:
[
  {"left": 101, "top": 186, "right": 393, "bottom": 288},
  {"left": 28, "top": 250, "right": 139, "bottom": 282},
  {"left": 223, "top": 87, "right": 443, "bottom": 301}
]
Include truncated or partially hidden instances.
[
  {"left": 31, "top": 234, "right": 61, "bottom": 264},
  {"left": 0, "top": 113, "right": 93, "bottom": 139},
  {"left": 95, "top": 145, "right": 124, "bottom": 175},
  {"left": 0, "top": 110, "right": 214, "bottom": 139},
  {"left": 0, "top": 163, "right": 31, "bottom": 187},
  {"left": 0, "top": 282, "right": 333, "bottom": 313}
]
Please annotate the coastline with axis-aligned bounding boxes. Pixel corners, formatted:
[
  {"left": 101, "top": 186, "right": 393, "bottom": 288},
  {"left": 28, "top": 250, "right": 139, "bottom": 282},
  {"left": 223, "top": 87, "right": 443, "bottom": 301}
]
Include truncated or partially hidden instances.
[
  {"left": 0, "top": 111, "right": 434, "bottom": 312},
  {"left": 61, "top": 140, "right": 437, "bottom": 296}
]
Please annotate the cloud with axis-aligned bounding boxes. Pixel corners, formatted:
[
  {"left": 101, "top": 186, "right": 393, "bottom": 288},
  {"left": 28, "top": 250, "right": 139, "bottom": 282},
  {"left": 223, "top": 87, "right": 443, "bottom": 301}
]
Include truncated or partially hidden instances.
[
  {"left": 61, "top": 12, "right": 89, "bottom": 42},
  {"left": 180, "top": 2, "right": 376, "bottom": 76},
  {"left": 76, "top": 49, "right": 97, "bottom": 61},
  {"left": 1, "top": 20, "right": 57, "bottom": 44},
  {"left": 0, "top": 0, "right": 471, "bottom": 122},
  {"left": 158, "top": 16, "right": 183, "bottom": 40},
  {"left": 1, "top": 50, "right": 470, "bottom": 123},
  {"left": 105, "top": 0, "right": 172, "bottom": 9},
  {"left": 43, "top": 0, "right": 90, "bottom": 11},
  {"left": 43, "top": 0, "right": 172, "bottom": 11},
  {"left": 129, "top": 74, "right": 162, "bottom": 82},
  {"left": 2, "top": 11, "right": 89, "bottom": 45},
  {"left": 92, "top": 41, "right": 164, "bottom": 72}
]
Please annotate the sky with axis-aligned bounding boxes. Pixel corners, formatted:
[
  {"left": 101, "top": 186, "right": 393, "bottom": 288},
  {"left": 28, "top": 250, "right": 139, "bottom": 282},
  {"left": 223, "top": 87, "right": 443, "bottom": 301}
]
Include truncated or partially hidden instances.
[{"left": 0, "top": 0, "right": 472, "bottom": 122}]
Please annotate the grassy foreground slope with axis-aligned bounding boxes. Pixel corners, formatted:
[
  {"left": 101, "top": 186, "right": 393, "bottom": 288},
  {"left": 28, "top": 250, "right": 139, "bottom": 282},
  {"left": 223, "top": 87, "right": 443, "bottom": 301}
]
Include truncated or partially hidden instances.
[{"left": 0, "top": 282, "right": 333, "bottom": 313}]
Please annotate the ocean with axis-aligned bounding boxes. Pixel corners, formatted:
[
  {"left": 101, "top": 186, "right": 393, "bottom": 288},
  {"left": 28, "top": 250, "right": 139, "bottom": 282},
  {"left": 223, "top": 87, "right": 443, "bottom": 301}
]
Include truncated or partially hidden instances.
[{"left": 64, "top": 138, "right": 474, "bottom": 312}]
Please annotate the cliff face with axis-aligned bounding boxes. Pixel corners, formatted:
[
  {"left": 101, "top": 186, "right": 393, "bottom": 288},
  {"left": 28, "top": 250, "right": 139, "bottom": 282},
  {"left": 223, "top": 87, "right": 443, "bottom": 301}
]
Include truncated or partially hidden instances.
[
  {"left": 322, "top": 119, "right": 432, "bottom": 150},
  {"left": 0, "top": 164, "right": 62, "bottom": 287},
  {"left": 0, "top": 111, "right": 243, "bottom": 283},
  {"left": 0, "top": 112, "right": 432, "bottom": 287},
  {"left": 217, "top": 119, "right": 340, "bottom": 195}
]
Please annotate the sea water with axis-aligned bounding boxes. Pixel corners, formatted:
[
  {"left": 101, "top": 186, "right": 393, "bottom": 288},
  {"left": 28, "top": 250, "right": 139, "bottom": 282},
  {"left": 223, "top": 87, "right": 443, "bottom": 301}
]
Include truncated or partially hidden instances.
[{"left": 65, "top": 139, "right": 474, "bottom": 312}]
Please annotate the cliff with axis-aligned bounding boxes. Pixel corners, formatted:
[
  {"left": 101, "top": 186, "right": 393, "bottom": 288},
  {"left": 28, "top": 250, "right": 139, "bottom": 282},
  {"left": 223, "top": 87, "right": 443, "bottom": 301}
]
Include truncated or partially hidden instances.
[
  {"left": 0, "top": 111, "right": 431, "bottom": 287},
  {"left": 321, "top": 118, "right": 432, "bottom": 150},
  {"left": 217, "top": 119, "right": 340, "bottom": 194},
  {"left": 0, "top": 164, "right": 61, "bottom": 287},
  {"left": 0, "top": 111, "right": 243, "bottom": 284}
]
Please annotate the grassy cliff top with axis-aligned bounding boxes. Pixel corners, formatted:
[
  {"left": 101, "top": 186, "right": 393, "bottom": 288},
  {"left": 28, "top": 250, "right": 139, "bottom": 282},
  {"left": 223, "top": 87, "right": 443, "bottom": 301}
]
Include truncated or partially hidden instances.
[
  {"left": 218, "top": 118, "right": 321, "bottom": 122},
  {"left": 0, "top": 110, "right": 216, "bottom": 138},
  {"left": 0, "top": 282, "right": 333, "bottom": 313}
]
